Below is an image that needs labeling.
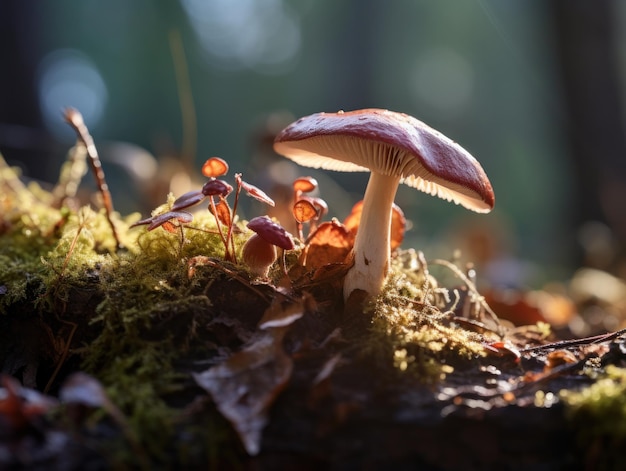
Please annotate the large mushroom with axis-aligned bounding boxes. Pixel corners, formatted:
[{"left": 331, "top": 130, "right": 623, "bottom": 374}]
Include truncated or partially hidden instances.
[{"left": 273, "top": 108, "right": 495, "bottom": 301}]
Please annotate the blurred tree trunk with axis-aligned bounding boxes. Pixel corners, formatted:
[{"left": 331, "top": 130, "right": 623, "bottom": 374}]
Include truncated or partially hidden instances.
[
  {"left": 326, "top": 0, "right": 380, "bottom": 110},
  {"left": 549, "top": 0, "right": 626, "bottom": 272}
]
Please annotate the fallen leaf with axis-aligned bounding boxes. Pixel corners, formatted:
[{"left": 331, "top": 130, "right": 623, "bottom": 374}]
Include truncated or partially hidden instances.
[
  {"left": 313, "top": 353, "right": 342, "bottom": 386},
  {"left": 343, "top": 200, "right": 406, "bottom": 250},
  {"left": 544, "top": 350, "right": 577, "bottom": 372},
  {"left": 193, "top": 328, "right": 292, "bottom": 455},
  {"left": 0, "top": 375, "right": 57, "bottom": 431},
  {"left": 483, "top": 290, "right": 548, "bottom": 326},
  {"left": 483, "top": 340, "right": 521, "bottom": 361},
  {"left": 258, "top": 293, "right": 311, "bottom": 329},
  {"left": 301, "top": 220, "right": 354, "bottom": 270},
  {"left": 60, "top": 372, "right": 111, "bottom": 409}
]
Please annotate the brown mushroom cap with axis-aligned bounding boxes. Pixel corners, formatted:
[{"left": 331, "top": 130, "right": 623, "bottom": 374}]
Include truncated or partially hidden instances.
[{"left": 274, "top": 108, "right": 495, "bottom": 212}]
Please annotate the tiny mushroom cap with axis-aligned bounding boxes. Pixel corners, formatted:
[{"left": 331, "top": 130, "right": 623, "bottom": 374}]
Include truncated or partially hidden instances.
[
  {"left": 202, "top": 157, "right": 229, "bottom": 178},
  {"left": 247, "top": 216, "right": 295, "bottom": 251},
  {"left": 243, "top": 216, "right": 295, "bottom": 277},
  {"left": 273, "top": 108, "right": 495, "bottom": 301},
  {"left": 202, "top": 179, "right": 233, "bottom": 197},
  {"left": 293, "top": 176, "right": 318, "bottom": 195}
]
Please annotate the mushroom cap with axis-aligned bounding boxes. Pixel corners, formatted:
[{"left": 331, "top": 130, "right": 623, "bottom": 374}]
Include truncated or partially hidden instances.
[
  {"left": 247, "top": 216, "right": 295, "bottom": 250},
  {"left": 273, "top": 109, "right": 495, "bottom": 212},
  {"left": 201, "top": 179, "right": 233, "bottom": 197}
]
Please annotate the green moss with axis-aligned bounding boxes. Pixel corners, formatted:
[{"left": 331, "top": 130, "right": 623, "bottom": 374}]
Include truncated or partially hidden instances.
[
  {"left": 561, "top": 364, "right": 626, "bottom": 467},
  {"left": 362, "top": 255, "right": 487, "bottom": 383},
  {"left": 0, "top": 151, "right": 512, "bottom": 464},
  {"left": 0, "top": 197, "right": 63, "bottom": 313},
  {"left": 0, "top": 157, "right": 247, "bottom": 463}
]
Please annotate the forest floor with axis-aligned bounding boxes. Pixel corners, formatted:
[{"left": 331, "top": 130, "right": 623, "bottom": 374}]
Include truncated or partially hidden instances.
[{"left": 2, "top": 129, "right": 626, "bottom": 470}]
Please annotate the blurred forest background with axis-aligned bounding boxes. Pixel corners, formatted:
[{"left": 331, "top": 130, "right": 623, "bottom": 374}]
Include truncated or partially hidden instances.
[{"left": 2, "top": 0, "right": 626, "bottom": 289}]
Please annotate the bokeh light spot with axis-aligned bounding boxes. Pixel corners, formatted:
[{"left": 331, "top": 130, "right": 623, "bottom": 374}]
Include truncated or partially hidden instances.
[
  {"left": 180, "top": 0, "right": 301, "bottom": 74},
  {"left": 37, "top": 49, "right": 108, "bottom": 141},
  {"left": 410, "top": 48, "right": 474, "bottom": 116}
]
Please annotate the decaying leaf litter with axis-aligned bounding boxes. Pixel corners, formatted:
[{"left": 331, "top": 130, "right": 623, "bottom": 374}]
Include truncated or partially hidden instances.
[{"left": 1, "top": 108, "right": 626, "bottom": 469}]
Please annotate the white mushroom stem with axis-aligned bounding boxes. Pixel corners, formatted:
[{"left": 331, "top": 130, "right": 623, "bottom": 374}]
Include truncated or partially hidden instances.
[{"left": 343, "top": 172, "right": 401, "bottom": 301}]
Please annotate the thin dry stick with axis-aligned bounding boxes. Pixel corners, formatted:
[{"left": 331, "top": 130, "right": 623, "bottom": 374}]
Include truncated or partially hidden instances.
[
  {"left": 520, "top": 327, "right": 626, "bottom": 354},
  {"left": 64, "top": 108, "right": 122, "bottom": 250},
  {"left": 207, "top": 196, "right": 231, "bottom": 260},
  {"left": 226, "top": 185, "right": 242, "bottom": 264}
]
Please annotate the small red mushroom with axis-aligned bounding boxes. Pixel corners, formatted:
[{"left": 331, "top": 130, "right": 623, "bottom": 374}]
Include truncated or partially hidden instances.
[
  {"left": 201, "top": 157, "right": 229, "bottom": 178},
  {"left": 242, "top": 216, "right": 295, "bottom": 277}
]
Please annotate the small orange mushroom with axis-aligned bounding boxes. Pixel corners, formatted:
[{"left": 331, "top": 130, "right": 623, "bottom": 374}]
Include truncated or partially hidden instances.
[{"left": 201, "top": 157, "right": 229, "bottom": 178}]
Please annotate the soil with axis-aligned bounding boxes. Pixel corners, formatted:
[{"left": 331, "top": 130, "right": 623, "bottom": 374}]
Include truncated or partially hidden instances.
[{"left": 2, "top": 263, "right": 625, "bottom": 471}]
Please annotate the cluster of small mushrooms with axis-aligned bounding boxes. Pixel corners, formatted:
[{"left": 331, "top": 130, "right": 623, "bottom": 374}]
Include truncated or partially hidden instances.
[
  {"left": 272, "top": 108, "right": 495, "bottom": 301},
  {"left": 134, "top": 108, "right": 495, "bottom": 304}
]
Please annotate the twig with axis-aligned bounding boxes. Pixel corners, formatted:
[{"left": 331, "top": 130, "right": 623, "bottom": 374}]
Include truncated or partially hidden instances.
[
  {"left": 520, "top": 327, "right": 626, "bottom": 354},
  {"left": 226, "top": 184, "right": 242, "bottom": 264},
  {"left": 207, "top": 196, "right": 231, "bottom": 260},
  {"left": 63, "top": 108, "right": 122, "bottom": 250}
]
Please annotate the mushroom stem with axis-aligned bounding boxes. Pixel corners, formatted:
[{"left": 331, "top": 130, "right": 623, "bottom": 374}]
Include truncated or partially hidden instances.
[{"left": 343, "top": 172, "right": 401, "bottom": 301}]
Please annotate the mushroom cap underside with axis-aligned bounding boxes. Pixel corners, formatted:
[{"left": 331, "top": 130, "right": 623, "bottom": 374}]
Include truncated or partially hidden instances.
[{"left": 274, "top": 109, "right": 495, "bottom": 213}]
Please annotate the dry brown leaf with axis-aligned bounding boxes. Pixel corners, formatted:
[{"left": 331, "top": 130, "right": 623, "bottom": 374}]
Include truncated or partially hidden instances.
[
  {"left": 343, "top": 200, "right": 406, "bottom": 250},
  {"left": 258, "top": 293, "right": 311, "bottom": 330},
  {"left": 544, "top": 350, "right": 578, "bottom": 372},
  {"left": 301, "top": 220, "right": 354, "bottom": 270},
  {"left": 484, "top": 290, "right": 548, "bottom": 326},
  {"left": 209, "top": 197, "right": 232, "bottom": 227},
  {"left": 342, "top": 200, "right": 362, "bottom": 234},
  {"left": 0, "top": 376, "right": 57, "bottom": 431},
  {"left": 193, "top": 328, "right": 292, "bottom": 455},
  {"left": 390, "top": 203, "right": 407, "bottom": 250},
  {"left": 60, "top": 372, "right": 131, "bottom": 434}
]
